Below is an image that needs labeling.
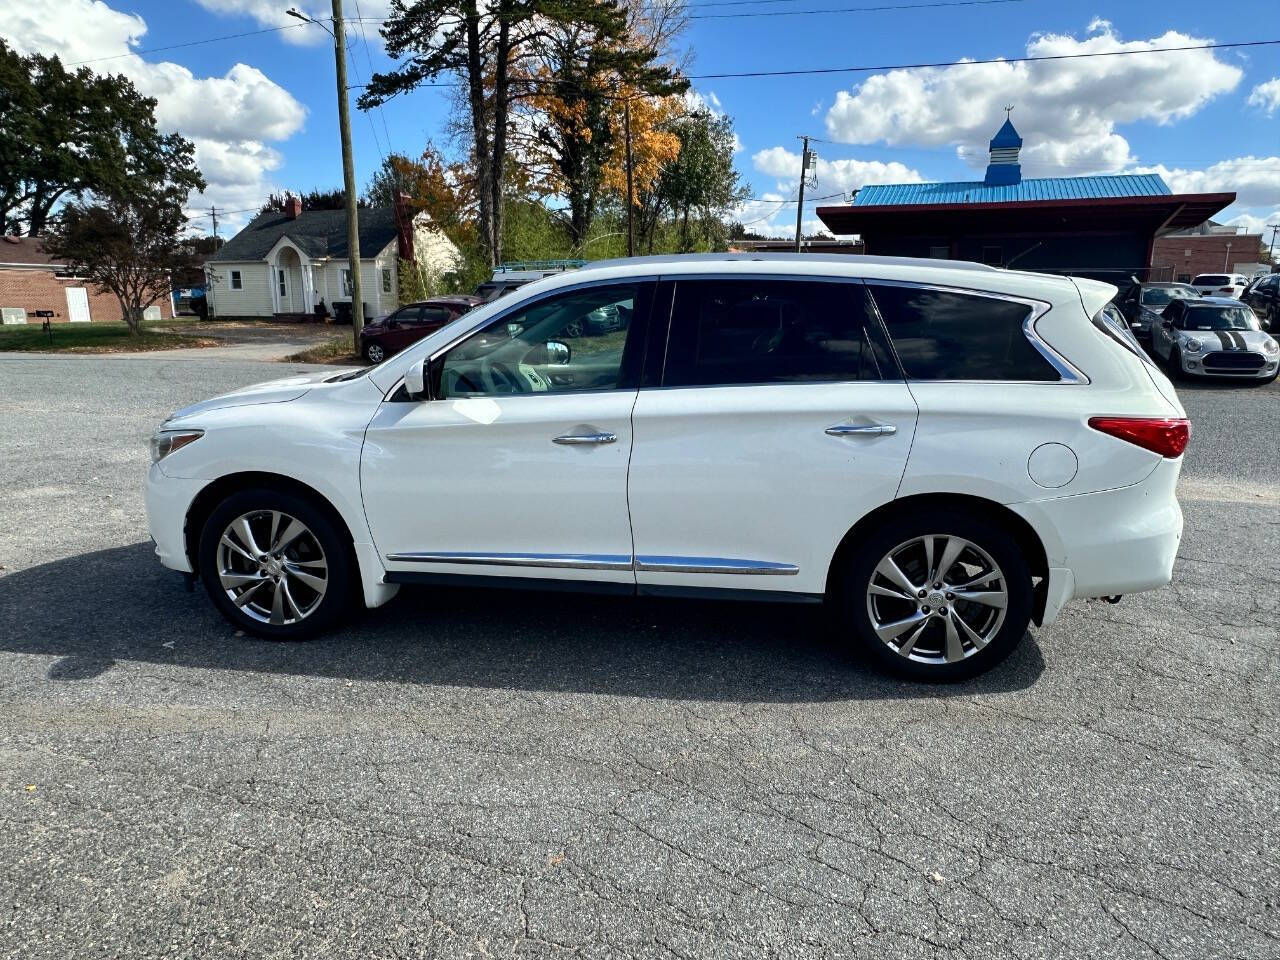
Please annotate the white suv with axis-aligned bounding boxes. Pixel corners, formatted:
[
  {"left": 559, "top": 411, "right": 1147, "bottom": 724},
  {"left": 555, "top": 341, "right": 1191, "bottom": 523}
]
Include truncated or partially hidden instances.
[{"left": 145, "top": 255, "right": 1188, "bottom": 680}]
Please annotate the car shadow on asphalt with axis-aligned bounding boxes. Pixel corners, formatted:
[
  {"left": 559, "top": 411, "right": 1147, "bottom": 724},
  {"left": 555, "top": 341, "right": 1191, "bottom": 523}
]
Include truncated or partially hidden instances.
[{"left": 0, "top": 542, "right": 1044, "bottom": 702}]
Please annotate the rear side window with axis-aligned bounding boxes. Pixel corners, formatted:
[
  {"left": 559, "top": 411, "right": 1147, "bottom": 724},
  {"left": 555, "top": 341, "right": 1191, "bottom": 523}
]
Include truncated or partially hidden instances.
[
  {"left": 866, "top": 284, "right": 1058, "bottom": 381},
  {"left": 663, "top": 279, "right": 885, "bottom": 387}
]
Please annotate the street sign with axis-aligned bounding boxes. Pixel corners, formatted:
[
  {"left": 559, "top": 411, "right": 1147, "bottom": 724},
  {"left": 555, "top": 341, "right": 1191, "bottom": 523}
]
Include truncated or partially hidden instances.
[{"left": 32, "top": 310, "right": 55, "bottom": 318}]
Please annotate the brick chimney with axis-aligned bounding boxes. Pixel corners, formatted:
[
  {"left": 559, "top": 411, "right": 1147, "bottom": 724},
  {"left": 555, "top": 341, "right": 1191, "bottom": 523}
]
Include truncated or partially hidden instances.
[
  {"left": 393, "top": 192, "right": 414, "bottom": 260},
  {"left": 284, "top": 195, "right": 303, "bottom": 219}
]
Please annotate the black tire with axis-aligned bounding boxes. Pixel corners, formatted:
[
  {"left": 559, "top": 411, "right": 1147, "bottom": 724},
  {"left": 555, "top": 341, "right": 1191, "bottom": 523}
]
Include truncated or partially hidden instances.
[
  {"left": 198, "top": 488, "right": 352, "bottom": 640},
  {"left": 364, "top": 341, "right": 386, "bottom": 365},
  {"left": 1167, "top": 346, "right": 1186, "bottom": 381},
  {"left": 835, "top": 508, "right": 1033, "bottom": 682}
]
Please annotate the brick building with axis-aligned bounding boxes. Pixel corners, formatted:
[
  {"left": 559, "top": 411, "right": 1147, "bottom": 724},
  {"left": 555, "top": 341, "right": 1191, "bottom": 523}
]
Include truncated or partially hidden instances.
[
  {"left": 1150, "top": 228, "right": 1268, "bottom": 283},
  {"left": 0, "top": 236, "right": 173, "bottom": 325}
]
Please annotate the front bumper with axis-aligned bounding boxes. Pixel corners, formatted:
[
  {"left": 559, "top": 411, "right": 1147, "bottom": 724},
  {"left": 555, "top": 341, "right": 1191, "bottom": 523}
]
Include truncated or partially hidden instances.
[
  {"left": 144, "top": 462, "right": 206, "bottom": 573},
  {"left": 1178, "top": 350, "right": 1277, "bottom": 378}
]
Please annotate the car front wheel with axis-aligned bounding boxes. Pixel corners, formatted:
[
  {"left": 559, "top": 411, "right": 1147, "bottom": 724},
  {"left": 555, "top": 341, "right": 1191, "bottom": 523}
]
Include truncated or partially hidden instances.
[
  {"left": 198, "top": 488, "right": 352, "bottom": 639},
  {"left": 364, "top": 341, "right": 386, "bottom": 364},
  {"left": 837, "top": 510, "right": 1033, "bottom": 681}
]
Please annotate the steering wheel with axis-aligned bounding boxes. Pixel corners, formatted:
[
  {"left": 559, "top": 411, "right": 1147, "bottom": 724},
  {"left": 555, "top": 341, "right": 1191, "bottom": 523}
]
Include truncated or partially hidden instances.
[{"left": 479, "top": 358, "right": 526, "bottom": 394}]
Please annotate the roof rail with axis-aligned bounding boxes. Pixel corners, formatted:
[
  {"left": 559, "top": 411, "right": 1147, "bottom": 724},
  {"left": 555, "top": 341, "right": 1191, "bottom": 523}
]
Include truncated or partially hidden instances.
[{"left": 494, "top": 259, "right": 586, "bottom": 274}]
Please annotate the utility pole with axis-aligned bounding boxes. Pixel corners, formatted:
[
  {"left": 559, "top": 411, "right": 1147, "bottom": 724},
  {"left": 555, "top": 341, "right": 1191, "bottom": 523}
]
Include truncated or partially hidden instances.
[
  {"left": 1267, "top": 224, "right": 1279, "bottom": 260},
  {"left": 290, "top": 5, "right": 362, "bottom": 347},
  {"left": 625, "top": 100, "right": 635, "bottom": 258},
  {"left": 794, "top": 136, "right": 812, "bottom": 253},
  {"left": 331, "top": 0, "right": 362, "bottom": 348},
  {"left": 210, "top": 206, "right": 218, "bottom": 245}
]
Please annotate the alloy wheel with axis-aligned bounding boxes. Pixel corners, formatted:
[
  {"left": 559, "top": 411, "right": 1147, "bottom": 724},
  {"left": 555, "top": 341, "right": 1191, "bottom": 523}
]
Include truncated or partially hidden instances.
[
  {"left": 366, "top": 343, "right": 385, "bottom": 364},
  {"left": 216, "top": 510, "right": 328, "bottom": 625},
  {"left": 865, "top": 535, "right": 1008, "bottom": 664}
]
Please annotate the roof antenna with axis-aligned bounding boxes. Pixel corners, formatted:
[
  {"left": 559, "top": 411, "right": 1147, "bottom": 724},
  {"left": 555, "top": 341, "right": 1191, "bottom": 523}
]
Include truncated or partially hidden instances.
[{"left": 1004, "top": 104, "right": 1014, "bottom": 119}]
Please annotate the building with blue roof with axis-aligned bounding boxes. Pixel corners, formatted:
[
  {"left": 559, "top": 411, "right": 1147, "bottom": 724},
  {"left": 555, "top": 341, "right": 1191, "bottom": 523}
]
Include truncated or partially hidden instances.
[{"left": 817, "top": 117, "right": 1235, "bottom": 283}]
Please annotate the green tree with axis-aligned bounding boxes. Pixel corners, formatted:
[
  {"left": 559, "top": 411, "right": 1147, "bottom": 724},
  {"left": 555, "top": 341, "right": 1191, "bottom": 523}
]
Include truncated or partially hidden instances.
[
  {"left": 258, "top": 189, "right": 358, "bottom": 216},
  {"left": 360, "top": 0, "right": 646, "bottom": 269},
  {"left": 0, "top": 40, "right": 203, "bottom": 236},
  {"left": 44, "top": 197, "right": 195, "bottom": 335}
]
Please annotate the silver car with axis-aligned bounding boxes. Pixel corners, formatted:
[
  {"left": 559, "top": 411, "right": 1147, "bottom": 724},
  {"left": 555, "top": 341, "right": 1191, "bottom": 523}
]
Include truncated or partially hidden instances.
[{"left": 1151, "top": 296, "right": 1279, "bottom": 382}]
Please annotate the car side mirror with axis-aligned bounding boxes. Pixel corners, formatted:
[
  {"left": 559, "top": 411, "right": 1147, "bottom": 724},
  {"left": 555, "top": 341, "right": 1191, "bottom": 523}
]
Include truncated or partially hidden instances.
[
  {"left": 404, "top": 357, "right": 427, "bottom": 398},
  {"left": 544, "top": 340, "right": 571, "bottom": 365}
]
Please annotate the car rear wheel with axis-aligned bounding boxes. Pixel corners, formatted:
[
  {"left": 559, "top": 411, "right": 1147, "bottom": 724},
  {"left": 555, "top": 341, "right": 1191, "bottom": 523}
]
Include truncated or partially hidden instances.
[
  {"left": 364, "top": 341, "right": 386, "bottom": 364},
  {"left": 836, "top": 510, "right": 1033, "bottom": 681},
  {"left": 198, "top": 488, "right": 351, "bottom": 640}
]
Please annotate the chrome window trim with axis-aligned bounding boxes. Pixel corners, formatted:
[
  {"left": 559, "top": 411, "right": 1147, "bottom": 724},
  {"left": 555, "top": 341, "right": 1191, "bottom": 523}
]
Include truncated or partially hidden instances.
[
  {"left": 384, "top": 552, "right": 799, "bottom": 576},
  {"left": 865, "top": 278, "right": 1088, "bottom": 385}
]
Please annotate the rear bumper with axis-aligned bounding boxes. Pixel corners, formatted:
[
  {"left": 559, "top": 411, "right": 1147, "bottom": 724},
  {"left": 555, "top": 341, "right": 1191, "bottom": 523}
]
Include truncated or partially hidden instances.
[{"left": 1011, "top": 457, "right": 1183, "bottom": 610}]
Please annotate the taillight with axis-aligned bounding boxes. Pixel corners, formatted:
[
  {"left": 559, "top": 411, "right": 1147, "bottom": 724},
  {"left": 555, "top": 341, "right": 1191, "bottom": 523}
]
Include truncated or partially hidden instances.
[{"left": 1088, "top": 416, "right": 1190, "bottom": 458}]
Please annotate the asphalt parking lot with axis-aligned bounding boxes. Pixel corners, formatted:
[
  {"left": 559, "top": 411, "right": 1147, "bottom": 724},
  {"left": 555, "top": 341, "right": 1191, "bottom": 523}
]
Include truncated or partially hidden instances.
[{"left": 1, "top": 353, "right": 1277, "bottom": 959}]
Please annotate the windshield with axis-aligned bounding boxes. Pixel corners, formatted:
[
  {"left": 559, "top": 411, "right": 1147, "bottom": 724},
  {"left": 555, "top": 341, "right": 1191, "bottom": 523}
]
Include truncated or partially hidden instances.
[
  {"left": 1141, "top": 286, "right": 1197, "bottom": 307},
  {"left": 1192, "top": 275, "right": 1231, "bottom": 286},
  {"left": 1179, "top": 305, "right": 1260, "bottom": 331}
]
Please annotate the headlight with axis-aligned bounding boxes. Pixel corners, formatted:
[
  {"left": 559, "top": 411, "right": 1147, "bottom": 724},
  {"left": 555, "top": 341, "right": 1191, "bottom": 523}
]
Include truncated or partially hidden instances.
[
  {"left": 1264, "top": 338, "right": 1279, "bottom": 355},
  {"left": 1183, "top": 338, "right": 1201, "bottom": 352},
  {"left": 150, "top": 429, "right": 203, "bottom": 463}
]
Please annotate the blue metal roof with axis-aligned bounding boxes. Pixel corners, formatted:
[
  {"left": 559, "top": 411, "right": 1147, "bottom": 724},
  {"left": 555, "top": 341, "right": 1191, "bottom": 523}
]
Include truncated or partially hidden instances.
[{"left": 852, "top": 173, "right": 1171, "bottom": 207}]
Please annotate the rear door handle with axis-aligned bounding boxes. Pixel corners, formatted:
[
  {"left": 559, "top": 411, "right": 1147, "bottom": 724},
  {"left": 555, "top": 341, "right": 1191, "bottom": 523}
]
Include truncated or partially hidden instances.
[
  {"left": 825, "top": 423, "right": 896, "bottom": 437},
  {"left": 553, "top": 432, "right": 617, "bottom": 445}
]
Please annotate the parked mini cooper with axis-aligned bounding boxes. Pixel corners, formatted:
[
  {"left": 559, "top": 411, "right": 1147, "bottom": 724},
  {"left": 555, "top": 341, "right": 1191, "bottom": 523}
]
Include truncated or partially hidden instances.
[
  {"left": 147, "top": 255, "right": 1191, "bottom": 680},
  {"left": 1150, "top": 296, "right": 1279, "bottom": 382}
]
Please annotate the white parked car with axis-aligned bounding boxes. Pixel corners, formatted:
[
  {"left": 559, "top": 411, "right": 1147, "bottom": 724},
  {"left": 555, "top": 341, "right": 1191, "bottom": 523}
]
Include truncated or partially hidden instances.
[
  {"left": 1149, "top": 296, "right": 1279, "bottom": 383},
  {"left": 146, "top": 255, "right": 1189, "bottom": 680},
  {"left": 1190, "top": 273, "right": 1250, "bottom": 299}
]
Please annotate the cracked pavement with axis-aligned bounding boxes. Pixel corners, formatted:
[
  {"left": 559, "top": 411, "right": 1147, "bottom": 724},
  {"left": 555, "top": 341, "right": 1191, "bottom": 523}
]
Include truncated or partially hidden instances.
[{"left": 0, "top": 354, "right": 1276, "bottom": 959}]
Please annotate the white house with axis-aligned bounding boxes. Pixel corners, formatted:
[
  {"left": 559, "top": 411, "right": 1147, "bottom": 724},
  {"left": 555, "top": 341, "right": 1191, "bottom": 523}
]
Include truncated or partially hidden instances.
[{"left": 205, "top": 196, "right": 460, "bottom": 320}]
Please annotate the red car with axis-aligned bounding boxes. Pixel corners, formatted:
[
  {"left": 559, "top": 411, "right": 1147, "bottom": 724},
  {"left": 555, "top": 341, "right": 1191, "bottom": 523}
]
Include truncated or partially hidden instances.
[{"left": 359, "top": 295, "right": 483, "bottom": 364}]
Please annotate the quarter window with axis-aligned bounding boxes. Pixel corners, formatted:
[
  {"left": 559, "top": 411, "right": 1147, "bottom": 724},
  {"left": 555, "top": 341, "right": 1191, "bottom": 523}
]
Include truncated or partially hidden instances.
[
  {"left": 436, "top": 283, "right": 647, "bottom": 398},
  {"left": 867, "top": 284, "right": 1059, "bottom": 381},
  {"left": 663, "top": 279, "right": 885, "bottom": 387}
]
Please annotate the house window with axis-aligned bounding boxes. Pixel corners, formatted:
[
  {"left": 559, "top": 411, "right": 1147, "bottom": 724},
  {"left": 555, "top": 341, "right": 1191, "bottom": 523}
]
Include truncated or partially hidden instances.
[
  {"left": 381, "top": 268, "right": 392, "bottom": 294},
  {"left": 278, "top": 269, "right": 287, "bottom": 297},
  {"left": 230, "top": 270, "right": 242, "bottom": 290},
  {"left": 1177, "top": 273, "right": 1192, "bottom": 283},
  {"left": 342, "top": 268, "right": 353, "bottom": 297}
]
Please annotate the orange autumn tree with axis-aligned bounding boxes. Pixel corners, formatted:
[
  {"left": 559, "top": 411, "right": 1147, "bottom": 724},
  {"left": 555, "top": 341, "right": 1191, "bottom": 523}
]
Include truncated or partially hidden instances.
[
  {"left": 509, "top": 3, "right": 686, "bottom": 249},
  {"left": 600, "top": 90, "right": 682, "bottom": 250}
]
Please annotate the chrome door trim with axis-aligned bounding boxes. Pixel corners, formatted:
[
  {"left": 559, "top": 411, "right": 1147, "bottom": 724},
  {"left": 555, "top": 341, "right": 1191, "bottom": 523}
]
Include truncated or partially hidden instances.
[
  {"left": 635, "top": 556, "right": 799, "bottom": 576},
  {"left": 385, "top": 551, "right": 633, "bottom": 571},
  {"left": 384, "top": 552, "right": 800, "bottom": 576}
]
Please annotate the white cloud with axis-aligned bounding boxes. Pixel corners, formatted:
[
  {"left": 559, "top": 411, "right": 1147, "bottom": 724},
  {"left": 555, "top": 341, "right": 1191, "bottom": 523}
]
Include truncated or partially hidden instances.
[
  {"left": 0, "top": 0, "right": 308, "bottom": 233},
  {"left": 1224, "top": 210, "right": 1280, "bottom": 237},
  {"left": 752, "top": 146, "right": 923, "bottom": 198},
  {"left": 1132, "top": 157, "right": 1280, "bottom": 210},
  {"left": 1248, "top": 78, "right": 1280, "bottom": 115},
  {"left": 194, "top": 0, "right": 394, "bottom": 47},
  {"left": 824, "top": 22, "right": 1242, "bottom": 176}
]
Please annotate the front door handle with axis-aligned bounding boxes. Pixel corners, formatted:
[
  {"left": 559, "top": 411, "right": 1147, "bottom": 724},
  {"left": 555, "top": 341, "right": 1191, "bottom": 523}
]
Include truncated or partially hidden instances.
[
  {"left": 825, "top": 423, "right": 896, "bottom": 437},
  {"left": 553, "top": 432, "right": 617, "bottom": 445}
]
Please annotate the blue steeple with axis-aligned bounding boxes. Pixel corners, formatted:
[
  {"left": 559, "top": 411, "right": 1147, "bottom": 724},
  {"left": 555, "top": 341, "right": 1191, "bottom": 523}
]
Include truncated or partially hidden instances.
[{"left": 985, "top": 113, "right": 1023, "bottom": 186}]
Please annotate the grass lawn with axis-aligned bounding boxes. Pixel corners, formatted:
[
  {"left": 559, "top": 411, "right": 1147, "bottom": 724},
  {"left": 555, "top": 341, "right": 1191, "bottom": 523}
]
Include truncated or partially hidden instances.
[
  {"left": 283, "top": 336, "right": 364, "bottom": 366},
  {"left": 0, "top": 316, "right": 218, "bottom": 353}
]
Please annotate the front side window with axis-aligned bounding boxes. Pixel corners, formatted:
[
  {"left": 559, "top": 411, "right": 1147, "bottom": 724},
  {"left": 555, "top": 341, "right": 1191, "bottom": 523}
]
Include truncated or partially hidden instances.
[
  {"left": 390, "top": 306, "right": 422, "bottom": 325},
  {"left": 436, "top": 283, "right": 646, "bottom": 398},
  {"left": 230, "top": 270, "right": 242, "bottom": 290},
  {"left": 663, "top": 279, "right": 884, "bottom": 387},
  {"left": 867, "top": 283, "right": 1058, "bottom": 381}
]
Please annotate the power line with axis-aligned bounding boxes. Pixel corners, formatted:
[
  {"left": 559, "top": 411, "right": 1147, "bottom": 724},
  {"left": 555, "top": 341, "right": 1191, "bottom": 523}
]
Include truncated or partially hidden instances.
[
  {"left": 66, "top": 23, "right": 309, "bottom": 66},
  {"left": 688, "top": 0, "right": 1026, "bottom": 19}
]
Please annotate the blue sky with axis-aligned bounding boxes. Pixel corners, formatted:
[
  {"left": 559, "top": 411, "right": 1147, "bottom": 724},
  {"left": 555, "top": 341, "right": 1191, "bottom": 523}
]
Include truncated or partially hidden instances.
[{"left": 5, "top": 0, "right": 1279, "bottom": 239}]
